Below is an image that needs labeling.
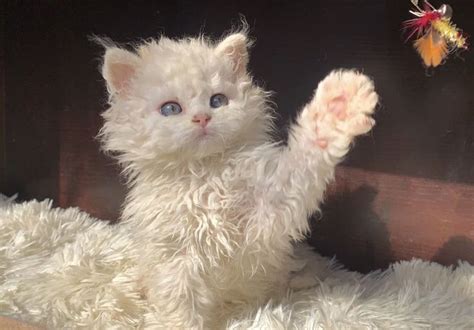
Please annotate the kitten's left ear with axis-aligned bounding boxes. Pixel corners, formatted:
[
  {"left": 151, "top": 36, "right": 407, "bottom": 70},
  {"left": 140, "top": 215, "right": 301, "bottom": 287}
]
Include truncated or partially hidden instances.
[
  {"left": 215, "top": 33, "right": 250, "bottom": 75},
  {"left": 102, "top": 47, "right": 140, "bottom": 96}
]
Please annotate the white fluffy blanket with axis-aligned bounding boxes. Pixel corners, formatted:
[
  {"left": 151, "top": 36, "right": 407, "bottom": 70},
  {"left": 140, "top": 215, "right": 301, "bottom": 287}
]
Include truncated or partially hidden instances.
[{"left": 0, "top": 195, "right": 473, "bottom": 329}]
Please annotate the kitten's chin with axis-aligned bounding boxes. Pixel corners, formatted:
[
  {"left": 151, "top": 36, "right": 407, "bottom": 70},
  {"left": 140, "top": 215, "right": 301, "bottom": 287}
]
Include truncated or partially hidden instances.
[{"left": 175, "top": 135, "right": 228, "bottom": 161}]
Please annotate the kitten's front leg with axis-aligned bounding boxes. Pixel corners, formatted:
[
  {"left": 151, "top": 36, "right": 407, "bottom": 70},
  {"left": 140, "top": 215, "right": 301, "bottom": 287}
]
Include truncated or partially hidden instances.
[
  {"left": 144, "top": 257, "right": 216, "bottom": 329},
  {"left": 254, "top": 70, "right": 378, "bottom": 241}
]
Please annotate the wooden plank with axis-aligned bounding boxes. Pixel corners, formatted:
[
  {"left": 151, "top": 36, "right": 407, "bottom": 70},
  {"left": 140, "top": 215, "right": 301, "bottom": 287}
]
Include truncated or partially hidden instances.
[
  {"left": 0, "top": 317, "right": 41, "bottom": 330},
  {"left": 3, "top": 2, "right": 61, "bottom": 201},
  {"left": 59, "top": 111, "right": 125, "bottom": 221},
  {"left": 310, "top": 166, "right": 474, "bottom": 272},
  {"left": 0, "top": 1, "right": 5, "bottom": 189}
]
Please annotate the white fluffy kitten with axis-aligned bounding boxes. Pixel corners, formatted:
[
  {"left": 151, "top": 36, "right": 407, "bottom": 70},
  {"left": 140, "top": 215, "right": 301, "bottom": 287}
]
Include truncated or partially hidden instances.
[{"left": 100, "top": 32, "right": 378, "bottom": 328}]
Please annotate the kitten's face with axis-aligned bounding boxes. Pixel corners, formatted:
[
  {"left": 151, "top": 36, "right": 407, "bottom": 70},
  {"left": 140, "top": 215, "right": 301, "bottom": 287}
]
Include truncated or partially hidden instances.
[{"left": 100, "top": 34, "right": 269, "bottom": 165}]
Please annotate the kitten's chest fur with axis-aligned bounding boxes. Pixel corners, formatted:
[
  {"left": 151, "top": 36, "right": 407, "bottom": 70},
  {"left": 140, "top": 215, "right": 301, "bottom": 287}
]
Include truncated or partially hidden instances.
[{"left": 122, "top": 160, "right": 253, "bottom": 259}]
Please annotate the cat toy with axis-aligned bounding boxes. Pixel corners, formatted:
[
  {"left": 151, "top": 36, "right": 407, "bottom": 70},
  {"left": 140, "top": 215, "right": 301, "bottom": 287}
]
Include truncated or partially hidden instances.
[{"left": 403, "top": 0, "right": 468, "bottom": 68}]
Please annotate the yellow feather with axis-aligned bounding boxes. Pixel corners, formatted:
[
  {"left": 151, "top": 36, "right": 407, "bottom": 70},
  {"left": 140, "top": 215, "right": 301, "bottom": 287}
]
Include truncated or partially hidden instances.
[
  {"left": 414, "top": 30, "right": 448, "bottom": 67},
  {"left": 432, "top": 19, "right": 467, "bottom": 49}
]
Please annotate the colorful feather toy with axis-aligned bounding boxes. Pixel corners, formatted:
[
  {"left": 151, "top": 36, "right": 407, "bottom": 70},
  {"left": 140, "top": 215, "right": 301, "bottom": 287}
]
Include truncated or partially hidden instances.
[{"left": 403, "top": 0, "right": 468, "bottom": 68}]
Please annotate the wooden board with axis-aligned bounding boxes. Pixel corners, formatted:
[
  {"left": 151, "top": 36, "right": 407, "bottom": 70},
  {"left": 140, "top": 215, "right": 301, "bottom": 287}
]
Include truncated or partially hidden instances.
[
  {"left": 59, "top": 111, "right": 124, "bottom": 220},
  {"left": 0, "top": 1, "right": 6, "bottom": 189},
  {"left": 310, "top": 166, "right": 474, "bottom": 272},
  {"left": 0, "top": 317, "right": 41, "bottom": 330}
]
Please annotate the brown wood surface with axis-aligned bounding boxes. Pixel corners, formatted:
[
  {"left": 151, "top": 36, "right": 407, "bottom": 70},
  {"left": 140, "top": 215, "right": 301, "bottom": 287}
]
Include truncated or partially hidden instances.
[
  {"left": 3, "top": 1, "right": 61, "bottom": 202},
  {"left": 59, "top": 111, "right": 125, "bottom": 220},
  {"left": 3, "top": 0, "right": 474, "bottom": 271},
  {"left": 0, "top": 1, "right": 6, "bottom": 189},
  {"left": 0, "top": 317, "right": 41, "bottom": 330},
  {"left": 311, "top": 166, "right": 474, "bottom": 272}
]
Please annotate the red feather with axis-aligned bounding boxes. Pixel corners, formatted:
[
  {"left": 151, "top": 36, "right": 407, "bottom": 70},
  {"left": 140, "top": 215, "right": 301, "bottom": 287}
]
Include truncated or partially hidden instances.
[{"left": 403, "top": 11, "right": 441, "bottom": 41}]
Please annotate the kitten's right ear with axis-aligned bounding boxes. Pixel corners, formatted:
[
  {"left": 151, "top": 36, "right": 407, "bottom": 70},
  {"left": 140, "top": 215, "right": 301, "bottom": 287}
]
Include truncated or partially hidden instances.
[{"left": 102, "top": 48, "right": 140, "bottom": 96}]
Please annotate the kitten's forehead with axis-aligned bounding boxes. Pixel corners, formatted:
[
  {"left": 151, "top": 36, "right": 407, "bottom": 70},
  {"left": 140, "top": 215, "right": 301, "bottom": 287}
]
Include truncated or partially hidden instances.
[{"left": 138, "top": 38, "right": 234, "bottom": 83}]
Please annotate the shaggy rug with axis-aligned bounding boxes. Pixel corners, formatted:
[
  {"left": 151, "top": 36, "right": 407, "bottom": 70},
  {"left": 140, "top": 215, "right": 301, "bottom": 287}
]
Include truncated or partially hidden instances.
[{"left": 0, "top": 195, "right": 473, "bottom": 329}]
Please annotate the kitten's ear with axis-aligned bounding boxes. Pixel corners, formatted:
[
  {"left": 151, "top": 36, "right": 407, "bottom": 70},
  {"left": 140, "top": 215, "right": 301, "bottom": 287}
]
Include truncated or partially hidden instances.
[
  {"left": 102, "top": 48, "right": 140, "bottom": 96},
  {"left": 215, "top": 33, "right": 249, "bottom": 75}
]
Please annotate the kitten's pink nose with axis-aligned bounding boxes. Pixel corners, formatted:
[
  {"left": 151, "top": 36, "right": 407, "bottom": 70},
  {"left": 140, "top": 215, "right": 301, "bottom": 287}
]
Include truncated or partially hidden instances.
[{"left": 192, "top": 114, "right": 212, "bottom": 127}]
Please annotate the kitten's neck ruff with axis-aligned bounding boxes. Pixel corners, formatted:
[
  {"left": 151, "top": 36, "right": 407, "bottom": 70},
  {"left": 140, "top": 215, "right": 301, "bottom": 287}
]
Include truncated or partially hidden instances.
[
  {"left": 118, "top": 142, "right": 256, "bottom": 250},
  {"left": 126, "top": 142, "right": 252, "bottom": 184}
]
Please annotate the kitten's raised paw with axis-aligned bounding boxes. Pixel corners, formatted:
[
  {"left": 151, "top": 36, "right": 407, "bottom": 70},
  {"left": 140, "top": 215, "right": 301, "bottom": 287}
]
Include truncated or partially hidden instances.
[{"left": 303, "top": 70, "right": 378, "bottom": 150}]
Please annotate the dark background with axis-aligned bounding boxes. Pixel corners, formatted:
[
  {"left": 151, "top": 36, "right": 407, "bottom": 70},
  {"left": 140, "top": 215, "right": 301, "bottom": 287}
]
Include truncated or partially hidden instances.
[{"left": 1, "top": 0, "right": 473, "bottom": 272}]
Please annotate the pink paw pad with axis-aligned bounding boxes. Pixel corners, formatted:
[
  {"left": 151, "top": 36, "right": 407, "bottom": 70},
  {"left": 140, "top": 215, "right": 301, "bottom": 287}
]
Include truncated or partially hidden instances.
[{"left": 328, "top": 94, "right": 348, "bottom": 120}]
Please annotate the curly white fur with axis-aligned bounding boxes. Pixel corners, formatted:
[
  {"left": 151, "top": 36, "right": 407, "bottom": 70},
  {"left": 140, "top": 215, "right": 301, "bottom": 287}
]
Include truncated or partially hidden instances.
[
  {"left": 0, "top": 32, "right": 384, "bottom": 328},
  {"left": 1, "top": 198, "right": 473, "bottom": 329},
  {"left": 98, "top": 32, "right": 379, "bottom": 328}
]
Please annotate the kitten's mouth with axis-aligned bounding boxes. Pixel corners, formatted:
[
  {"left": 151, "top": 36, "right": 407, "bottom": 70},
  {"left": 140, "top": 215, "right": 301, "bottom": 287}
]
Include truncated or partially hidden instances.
[
  {"left": 194, "top": 127, "right": 219, "bottom": 144},
  {"left": 197, "top": 128, "right": 209, "bottom": 138}
]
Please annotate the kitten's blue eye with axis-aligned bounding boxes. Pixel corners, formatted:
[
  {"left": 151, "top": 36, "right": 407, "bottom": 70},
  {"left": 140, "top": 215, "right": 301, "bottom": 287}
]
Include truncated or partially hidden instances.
[
  {"left": 210, "top": 94, "right": 229, "bottom": 108},
  {"left": 160, "top": 102, "right": 182, "bottom": 116}
]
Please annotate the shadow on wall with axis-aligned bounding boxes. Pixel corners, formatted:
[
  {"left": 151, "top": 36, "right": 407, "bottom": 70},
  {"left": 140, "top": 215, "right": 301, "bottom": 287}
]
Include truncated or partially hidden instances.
[
  {"left": 433, "top": 236, "right": 474, "bottom": 266},
  {"left": 308, "top": 185, "right": 393, "bottom": 273}
]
